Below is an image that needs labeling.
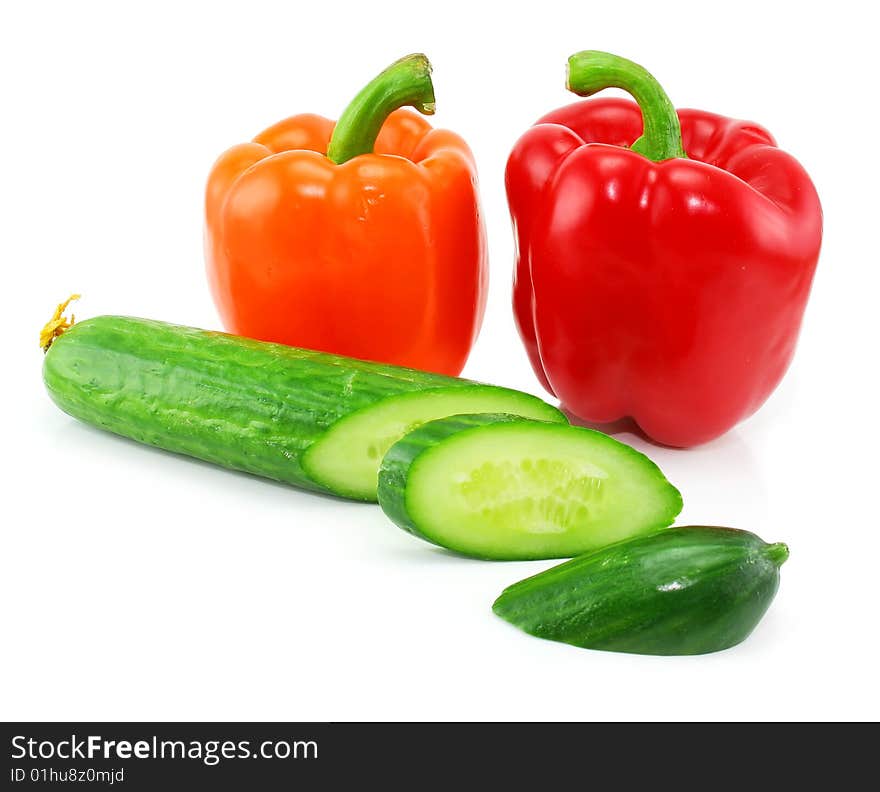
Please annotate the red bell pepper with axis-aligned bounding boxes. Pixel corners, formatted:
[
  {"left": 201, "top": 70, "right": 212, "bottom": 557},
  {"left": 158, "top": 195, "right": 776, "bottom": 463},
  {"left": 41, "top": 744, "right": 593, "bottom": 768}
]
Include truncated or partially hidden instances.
[{"left": 507, "top": 51, "right": 822, "bottom": 447}]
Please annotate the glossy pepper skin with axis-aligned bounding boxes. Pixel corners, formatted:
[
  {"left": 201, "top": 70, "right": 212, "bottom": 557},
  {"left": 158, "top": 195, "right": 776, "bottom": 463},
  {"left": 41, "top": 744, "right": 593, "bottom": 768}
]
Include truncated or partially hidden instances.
[
  {"left": 206, "top": 55, "right": 487, "bottom": 376},
  {"left": 507, "top": 51, "right": 822, "bottom": 447}
]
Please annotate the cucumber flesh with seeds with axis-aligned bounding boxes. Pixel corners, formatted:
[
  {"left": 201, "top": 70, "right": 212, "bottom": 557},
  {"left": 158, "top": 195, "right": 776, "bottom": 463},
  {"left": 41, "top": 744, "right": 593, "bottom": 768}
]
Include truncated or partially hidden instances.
[
  {"left": 42, "top": 316, "right": 566, "bottom": 501},
  {"left": 377, "top": 413, "right": 682, "bottom": 560},
  {"left": 492, "top": 526, "right": 789, "bottom": 655},
  {"left": 302, "top": 386, "right": 565, "bottom": 500}
]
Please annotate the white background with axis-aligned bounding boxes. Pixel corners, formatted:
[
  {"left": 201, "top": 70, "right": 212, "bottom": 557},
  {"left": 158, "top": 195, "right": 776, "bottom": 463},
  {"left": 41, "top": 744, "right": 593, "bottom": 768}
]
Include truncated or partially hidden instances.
[{"left": 2, "top": 0, "right": 878, "bottom": 721}]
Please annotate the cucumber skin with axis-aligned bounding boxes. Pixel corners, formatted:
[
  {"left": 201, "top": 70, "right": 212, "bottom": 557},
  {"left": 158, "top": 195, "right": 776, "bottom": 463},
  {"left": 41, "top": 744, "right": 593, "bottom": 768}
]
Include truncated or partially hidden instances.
[
  {"left": 42, "top": 316, "right": 563, "bottom": 498},
  {"left": 378, "top": 413, "right": 525, "bottom": 542},
  {"left": 493, "top": 526, "right": 788, "bottom": 656},
  {"left": 377, "top": 413, "right": 682, "bottom": 560}
]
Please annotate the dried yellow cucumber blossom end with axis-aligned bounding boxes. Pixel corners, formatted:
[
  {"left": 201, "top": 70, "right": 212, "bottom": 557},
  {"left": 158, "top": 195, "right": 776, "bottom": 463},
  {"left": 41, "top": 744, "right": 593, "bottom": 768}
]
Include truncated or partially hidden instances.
[{"left": 40, "top": 294, "right": 81, "bottom": 352}]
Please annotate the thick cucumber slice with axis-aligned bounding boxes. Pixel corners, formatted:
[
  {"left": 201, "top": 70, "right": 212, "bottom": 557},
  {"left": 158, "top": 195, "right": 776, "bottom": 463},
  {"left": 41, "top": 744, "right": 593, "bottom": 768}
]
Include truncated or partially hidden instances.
[
  {"left": 377, "top": 413, "right": 682, "bottom": 560},
  {"left": 493, "top": 526, "right": 789, "bottom": 655},
  {"left": 303, "top": 386, "right": 566, "bottom": 501}
]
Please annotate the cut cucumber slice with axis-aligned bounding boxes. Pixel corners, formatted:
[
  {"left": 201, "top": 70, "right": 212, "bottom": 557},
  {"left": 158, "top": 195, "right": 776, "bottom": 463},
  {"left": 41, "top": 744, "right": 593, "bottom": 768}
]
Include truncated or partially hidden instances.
[
  {"left": 492, "top": 526, "right": 788, "bottom": 655},
  {"left": 303, "top": 386, "right": 567, "bottom": 501},
  {"left": 377, "top": 413, "right": 683, "bottom": 560}
]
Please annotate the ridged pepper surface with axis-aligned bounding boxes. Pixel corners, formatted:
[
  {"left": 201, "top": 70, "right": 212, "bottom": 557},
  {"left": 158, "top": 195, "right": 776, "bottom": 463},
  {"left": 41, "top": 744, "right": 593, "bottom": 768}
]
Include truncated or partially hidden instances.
[{"left": 507, "top": 51, "right": 822, "bottom": 446}]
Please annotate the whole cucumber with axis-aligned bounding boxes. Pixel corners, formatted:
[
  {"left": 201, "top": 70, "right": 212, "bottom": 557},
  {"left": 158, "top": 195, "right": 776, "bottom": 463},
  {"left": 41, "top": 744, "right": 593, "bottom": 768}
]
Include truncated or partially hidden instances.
[
  {"left": 42, "top": 315, "right": 564, "bottom": 500},
  {"left": 493, "top": 526, "right": 788, "bottom": 655}
]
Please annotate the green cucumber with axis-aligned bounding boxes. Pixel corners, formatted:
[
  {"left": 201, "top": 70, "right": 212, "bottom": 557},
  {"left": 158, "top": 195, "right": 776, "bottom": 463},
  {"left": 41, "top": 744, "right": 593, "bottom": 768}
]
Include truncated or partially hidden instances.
[
  {"left": 42, "top": 316, "right": 566, "bottom": 500},
  {"left": 377, "top": 413, "right": 682, "bottom": 560},
  {"left": 493, "top": 526, "right": 789, "bottom": 655}
]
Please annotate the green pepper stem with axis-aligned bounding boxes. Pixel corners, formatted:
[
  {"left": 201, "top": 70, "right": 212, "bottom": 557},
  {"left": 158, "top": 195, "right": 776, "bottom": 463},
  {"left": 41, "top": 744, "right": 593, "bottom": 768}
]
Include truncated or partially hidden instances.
[
  {"left": 326, "top": 53, "right": 435, "bottom": 165},
  {"left": 566, "top": 50, "right": 686, "bottom": 162}
]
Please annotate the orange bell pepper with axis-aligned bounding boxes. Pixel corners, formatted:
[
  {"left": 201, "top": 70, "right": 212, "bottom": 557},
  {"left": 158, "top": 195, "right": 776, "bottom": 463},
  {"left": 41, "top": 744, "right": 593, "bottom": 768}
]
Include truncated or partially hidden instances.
[{"left": 205, "top": 54, "right": 487, "bottom": 376}]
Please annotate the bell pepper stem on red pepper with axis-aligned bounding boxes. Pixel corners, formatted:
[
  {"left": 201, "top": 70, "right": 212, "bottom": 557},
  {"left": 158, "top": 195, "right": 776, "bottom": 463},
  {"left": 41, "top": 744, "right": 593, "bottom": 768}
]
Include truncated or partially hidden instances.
[
  {"left": 327, "top": 53, "right": 436, "bottom": 165},
  {"left": 566, "top": 51, "right": 686, "bottom": 161}
]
